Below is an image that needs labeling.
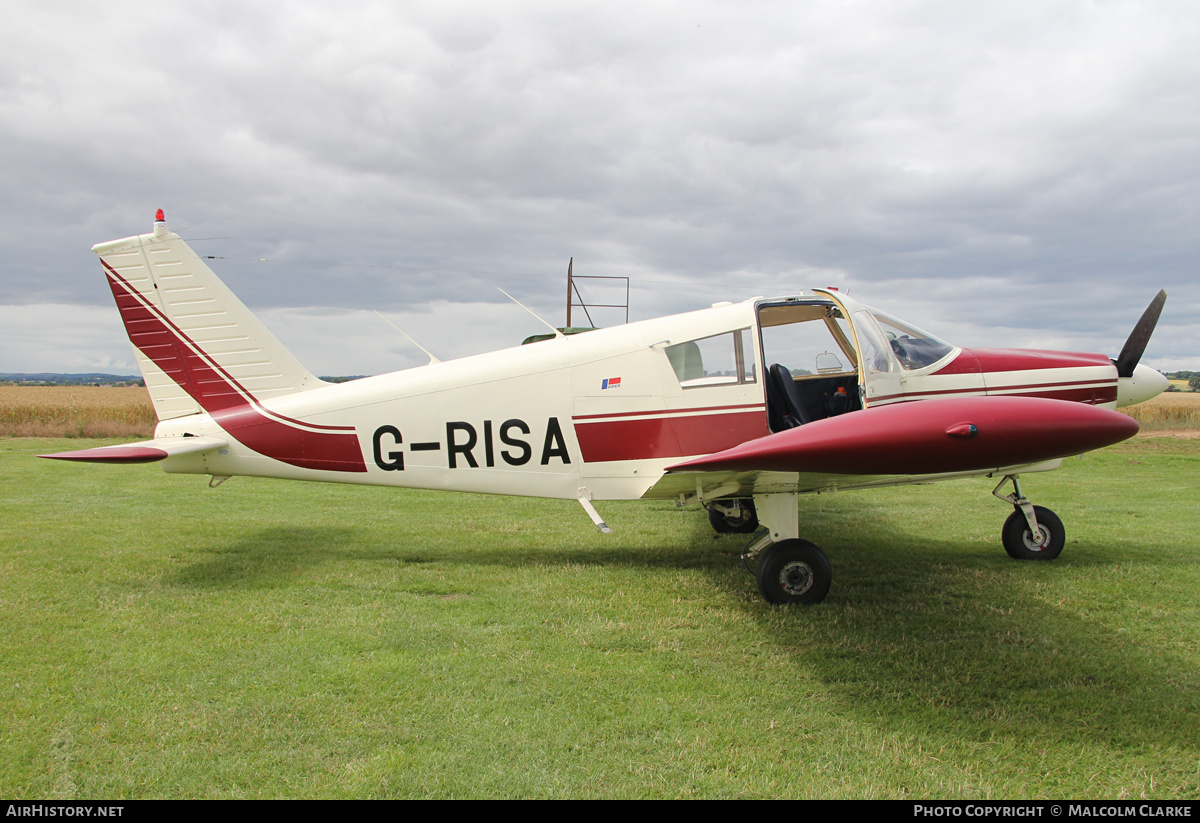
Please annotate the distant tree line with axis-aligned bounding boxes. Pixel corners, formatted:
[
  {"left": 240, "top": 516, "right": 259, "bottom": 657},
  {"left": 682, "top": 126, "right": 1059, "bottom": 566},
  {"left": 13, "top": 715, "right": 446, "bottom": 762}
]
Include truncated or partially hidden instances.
[
  {"left": 0, "top": 373, "right": 144, "bottom": 387},
  {"left": 2, "top": 373, "right": 370, "bottom": 386},
  {"left": 1165, "top": 371, "right": 1200, "bottom": 391}
]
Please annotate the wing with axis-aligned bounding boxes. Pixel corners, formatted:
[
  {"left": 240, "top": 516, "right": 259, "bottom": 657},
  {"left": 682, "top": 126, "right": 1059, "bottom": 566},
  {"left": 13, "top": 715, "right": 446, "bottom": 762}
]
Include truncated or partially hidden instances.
[{"left": 641, "top": 395, "right": 1137, "bottom": 501}]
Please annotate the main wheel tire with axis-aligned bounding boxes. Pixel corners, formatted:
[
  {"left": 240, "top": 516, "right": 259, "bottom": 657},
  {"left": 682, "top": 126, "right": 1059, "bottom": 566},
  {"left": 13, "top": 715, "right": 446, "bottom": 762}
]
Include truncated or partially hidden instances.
[
  {"left": 708, "top": 499, "right": 758, "bottom": 534},
  {"left": 1001, "top": 506, "right": 1065, "bottom": 560},
  {"left": 756, "top": 539, "right": 832, "bottom": 605}
]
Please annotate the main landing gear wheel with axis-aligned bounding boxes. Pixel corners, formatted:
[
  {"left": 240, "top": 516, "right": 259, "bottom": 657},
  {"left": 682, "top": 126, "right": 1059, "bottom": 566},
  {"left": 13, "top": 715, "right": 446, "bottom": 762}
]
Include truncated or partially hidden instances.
[
  {"left": 1001, "top": 506, "right": 1065, "bottom": 560},
  {"left": 708, "top": 499, "right": 758, "bottom": 534},
  {"left": 756, "top": 539, "right": 832, "bottom": 605}
]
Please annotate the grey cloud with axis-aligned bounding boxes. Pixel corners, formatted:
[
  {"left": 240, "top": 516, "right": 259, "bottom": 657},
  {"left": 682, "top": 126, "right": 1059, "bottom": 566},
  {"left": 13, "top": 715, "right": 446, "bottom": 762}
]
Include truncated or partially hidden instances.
[{"left": 0, "top": 0, "right": 1196, "bottom": 374}]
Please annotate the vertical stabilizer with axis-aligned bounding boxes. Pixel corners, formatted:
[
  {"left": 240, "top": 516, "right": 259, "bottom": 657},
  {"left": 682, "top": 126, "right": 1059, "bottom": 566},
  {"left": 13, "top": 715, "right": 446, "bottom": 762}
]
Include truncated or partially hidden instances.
[{"left": 93, "top": 212, "right": 327, "bottom": 420}]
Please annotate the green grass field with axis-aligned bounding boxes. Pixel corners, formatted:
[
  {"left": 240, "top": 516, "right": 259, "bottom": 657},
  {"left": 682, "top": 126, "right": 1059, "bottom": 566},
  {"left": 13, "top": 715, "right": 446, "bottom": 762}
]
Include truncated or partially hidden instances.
[{"left": 3, "top": 437, "right": 1198, "bottom": 798}]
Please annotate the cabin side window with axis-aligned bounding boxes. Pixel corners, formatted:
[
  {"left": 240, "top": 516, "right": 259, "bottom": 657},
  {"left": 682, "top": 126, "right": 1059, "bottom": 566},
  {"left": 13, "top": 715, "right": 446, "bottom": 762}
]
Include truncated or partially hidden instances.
[{"left": 666, "top": 329, "right": 756, "bottom": 388}]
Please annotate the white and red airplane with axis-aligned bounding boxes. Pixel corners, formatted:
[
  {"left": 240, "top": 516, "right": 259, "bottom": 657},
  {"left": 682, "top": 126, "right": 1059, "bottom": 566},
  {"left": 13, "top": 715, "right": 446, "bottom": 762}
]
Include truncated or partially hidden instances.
[{"left": 44, "top": 211, "right": 1169, "bottom": 604}]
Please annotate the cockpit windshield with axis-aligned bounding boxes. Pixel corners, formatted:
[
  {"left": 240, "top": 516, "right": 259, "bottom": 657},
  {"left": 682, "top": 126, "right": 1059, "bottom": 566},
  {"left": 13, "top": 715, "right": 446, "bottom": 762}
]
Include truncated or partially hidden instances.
[{"left": 869, "top": 310, "right": 955, "bottom": 371}]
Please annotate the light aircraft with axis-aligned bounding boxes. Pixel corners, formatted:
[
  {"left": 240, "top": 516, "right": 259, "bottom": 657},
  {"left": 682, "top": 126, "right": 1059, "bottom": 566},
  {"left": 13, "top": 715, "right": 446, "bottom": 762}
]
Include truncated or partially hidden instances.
[{"left": 44, "top": 211, "right": 1169, "bottom": 605}]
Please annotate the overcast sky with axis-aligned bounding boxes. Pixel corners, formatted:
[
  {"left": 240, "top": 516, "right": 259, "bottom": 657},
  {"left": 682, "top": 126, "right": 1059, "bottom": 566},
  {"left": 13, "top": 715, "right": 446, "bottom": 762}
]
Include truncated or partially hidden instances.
[{"left": 2, "top": 0, "right": 1196, "bottom": 376}]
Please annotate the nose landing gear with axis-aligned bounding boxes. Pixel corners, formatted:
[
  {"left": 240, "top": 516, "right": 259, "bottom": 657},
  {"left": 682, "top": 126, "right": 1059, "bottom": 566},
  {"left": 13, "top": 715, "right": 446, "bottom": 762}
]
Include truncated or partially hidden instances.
[{"left": 994, "top": 475, "right": 1065, "bottom": 560}]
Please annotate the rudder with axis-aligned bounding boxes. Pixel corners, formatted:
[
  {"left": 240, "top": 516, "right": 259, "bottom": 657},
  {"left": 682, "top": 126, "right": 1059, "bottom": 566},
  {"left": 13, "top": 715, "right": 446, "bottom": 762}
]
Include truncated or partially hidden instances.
[{"left": 94, "top": 211, "right": 326, "bottom": 421}]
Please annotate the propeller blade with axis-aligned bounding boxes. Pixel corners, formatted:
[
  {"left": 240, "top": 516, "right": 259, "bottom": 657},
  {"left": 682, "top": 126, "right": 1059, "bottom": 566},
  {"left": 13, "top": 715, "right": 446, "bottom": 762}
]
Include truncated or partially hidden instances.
[{"left": 1114, "top": 289, "right": 1167, "bottom": 378}]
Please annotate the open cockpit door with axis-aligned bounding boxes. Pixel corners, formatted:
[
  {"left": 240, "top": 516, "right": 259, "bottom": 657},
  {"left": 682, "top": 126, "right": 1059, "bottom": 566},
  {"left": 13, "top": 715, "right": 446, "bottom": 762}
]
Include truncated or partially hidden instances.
[
  {"left": 810, "top": 289, "right": 906, "bottom": 408},
  {"left": 756, "top": 293, "right": 870, "bottom": 431},
  {"left": 754, "top": 289, "right": 964, "bottom": 428}
]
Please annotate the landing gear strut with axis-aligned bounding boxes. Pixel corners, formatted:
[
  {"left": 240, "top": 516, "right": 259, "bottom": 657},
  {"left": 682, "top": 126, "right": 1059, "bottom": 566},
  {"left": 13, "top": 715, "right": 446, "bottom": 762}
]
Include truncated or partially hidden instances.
[
  {"left": 740, "top": 493, "right": 832, "bottom": 605},
  {"left": 993, "top": 475, "right": 1065, "bottom": 560}
]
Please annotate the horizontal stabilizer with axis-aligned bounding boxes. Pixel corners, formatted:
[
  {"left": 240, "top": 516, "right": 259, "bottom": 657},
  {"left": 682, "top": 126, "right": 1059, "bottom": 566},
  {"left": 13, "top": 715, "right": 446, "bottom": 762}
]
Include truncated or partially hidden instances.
[
  {"left": 668, "top": 396, "right": 1138, "bottom": 477},
  {"left": 40, "top": 436, "right": 229, "bottom": 465}
]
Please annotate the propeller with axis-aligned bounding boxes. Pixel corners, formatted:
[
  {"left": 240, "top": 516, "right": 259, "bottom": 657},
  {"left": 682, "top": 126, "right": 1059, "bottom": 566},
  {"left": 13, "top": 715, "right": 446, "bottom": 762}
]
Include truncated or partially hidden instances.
[{"left": 1114, "top": 289, "right": 1167, "bottom": 378}]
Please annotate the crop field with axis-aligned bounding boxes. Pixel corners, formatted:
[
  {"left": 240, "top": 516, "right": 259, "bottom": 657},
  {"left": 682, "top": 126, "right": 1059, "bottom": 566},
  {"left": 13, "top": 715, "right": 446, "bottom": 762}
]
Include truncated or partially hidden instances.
[
  {"left": 0, "top": 386, "right": 155, "bottom": 438},
  {"left": 3, "top": 384, "right": 1199, "bottom": 440},
  {"left": 1119, "top": 390, "right": 1200, "bottom": 431},
  {"left": 3, "top": 435, "right": 1198, "bottom": 799}
]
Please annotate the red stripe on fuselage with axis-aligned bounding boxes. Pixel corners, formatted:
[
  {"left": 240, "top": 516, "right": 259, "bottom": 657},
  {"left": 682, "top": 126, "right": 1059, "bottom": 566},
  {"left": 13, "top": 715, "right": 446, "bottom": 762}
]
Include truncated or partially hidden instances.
[
  {"left": 572, "top": 408, "right": 768, "bottom": 462},
  {"left": 916, "top": 347, "right": 1119, "bottom": 405},
  {"left": 572, "top": 403, "right": 764, "bottom": 421},
  {"left": 986, "top": 384, "right": 1118, "bottom": 405},
  {"left": 871, "top": 380, "right": 1118, "bottom": 406},
  {"left": 103, "top": 263, "right": 366, "bottom": 473},
  {"left": 936, "top": 347, "right": 1114, "bottom": 374}
]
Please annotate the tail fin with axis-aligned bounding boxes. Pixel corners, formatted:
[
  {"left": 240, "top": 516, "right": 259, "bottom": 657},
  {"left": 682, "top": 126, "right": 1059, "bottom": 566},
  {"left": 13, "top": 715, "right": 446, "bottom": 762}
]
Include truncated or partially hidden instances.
[{"left": 94, "top": 211, "right": 326, "bottom": 421}]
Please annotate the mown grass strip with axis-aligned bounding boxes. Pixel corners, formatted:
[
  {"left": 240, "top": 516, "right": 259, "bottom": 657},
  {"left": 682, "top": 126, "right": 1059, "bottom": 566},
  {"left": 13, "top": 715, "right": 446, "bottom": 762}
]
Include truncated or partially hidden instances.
[{"left": 3, "top": 437, "right": 1198, "bottom": 798}]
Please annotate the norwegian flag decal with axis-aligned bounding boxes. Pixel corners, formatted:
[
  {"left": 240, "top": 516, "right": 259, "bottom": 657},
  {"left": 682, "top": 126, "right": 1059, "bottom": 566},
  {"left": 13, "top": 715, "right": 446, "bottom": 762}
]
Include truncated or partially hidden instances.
[{"left": 601, "top": 377, "right": 622, "bottom": 390}]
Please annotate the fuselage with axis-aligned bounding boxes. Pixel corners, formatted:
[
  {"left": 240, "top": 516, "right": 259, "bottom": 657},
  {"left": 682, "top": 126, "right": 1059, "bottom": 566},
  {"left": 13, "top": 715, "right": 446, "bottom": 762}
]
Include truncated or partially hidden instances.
[
  {"left": 44, "top": 216, "right": 1166, "bottom": 607},
  {"left": 152, "top": 289, "right": 1154, "bottom": 501}
]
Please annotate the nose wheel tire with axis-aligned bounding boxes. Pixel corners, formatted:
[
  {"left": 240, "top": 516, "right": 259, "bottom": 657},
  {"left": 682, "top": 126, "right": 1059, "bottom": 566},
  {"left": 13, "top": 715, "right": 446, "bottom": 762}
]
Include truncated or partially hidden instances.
[
  {"left": 1001, "top": 506, "right": 1065, "bottom": 560},
  {"left": 756, "top": 539, "right": 832, "bottom": 605}
]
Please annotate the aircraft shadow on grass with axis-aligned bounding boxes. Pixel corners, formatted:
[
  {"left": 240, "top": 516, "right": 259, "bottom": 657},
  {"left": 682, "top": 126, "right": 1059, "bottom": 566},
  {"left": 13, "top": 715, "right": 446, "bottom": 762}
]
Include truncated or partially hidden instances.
[
  {"left": 738, "top": 523, "right": 1198, "bottom": 770},
  {"left": 161, "top": 495, "right": 1197, "bottom": 780}
]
